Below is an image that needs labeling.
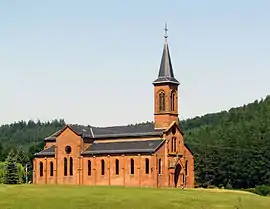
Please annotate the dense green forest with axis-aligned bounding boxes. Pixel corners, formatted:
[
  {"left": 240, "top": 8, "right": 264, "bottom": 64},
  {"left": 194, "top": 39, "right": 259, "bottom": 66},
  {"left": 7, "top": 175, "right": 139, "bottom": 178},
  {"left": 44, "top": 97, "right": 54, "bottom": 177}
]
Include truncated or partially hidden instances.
[{"left": 0, "top": 96, "right": 269, "bottom": 188}]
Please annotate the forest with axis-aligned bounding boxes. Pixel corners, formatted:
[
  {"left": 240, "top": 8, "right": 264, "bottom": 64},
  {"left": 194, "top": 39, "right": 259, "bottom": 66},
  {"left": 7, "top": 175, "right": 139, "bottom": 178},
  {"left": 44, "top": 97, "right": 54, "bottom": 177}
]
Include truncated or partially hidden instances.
[{"left": 0, "top": 96, "right": 269, "bottom": 189}]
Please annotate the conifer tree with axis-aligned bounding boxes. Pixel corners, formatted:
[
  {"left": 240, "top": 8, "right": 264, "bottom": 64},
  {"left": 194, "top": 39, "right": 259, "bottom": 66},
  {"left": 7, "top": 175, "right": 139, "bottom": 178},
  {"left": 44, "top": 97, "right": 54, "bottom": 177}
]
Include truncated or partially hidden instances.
[
  {"left": 4, "top": 150, "right": 19, "bottom": 184},
  {"left": 16, "top": 148, "right": 28, "bottom": 166}
]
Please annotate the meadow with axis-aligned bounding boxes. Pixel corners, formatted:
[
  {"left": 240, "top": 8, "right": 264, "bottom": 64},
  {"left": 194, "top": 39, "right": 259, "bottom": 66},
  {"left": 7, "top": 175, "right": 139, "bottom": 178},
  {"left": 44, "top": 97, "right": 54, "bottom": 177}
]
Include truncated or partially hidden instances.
[{"left": 0, "top": 185, "right": 269, "bottom": 209}]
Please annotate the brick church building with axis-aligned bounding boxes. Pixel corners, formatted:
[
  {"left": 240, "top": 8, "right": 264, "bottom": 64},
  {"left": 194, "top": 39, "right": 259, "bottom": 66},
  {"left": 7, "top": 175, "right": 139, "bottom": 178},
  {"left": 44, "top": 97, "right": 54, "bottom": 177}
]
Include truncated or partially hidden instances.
[{"left": 33, "top": 27, "right": 195, "bottom": 188}]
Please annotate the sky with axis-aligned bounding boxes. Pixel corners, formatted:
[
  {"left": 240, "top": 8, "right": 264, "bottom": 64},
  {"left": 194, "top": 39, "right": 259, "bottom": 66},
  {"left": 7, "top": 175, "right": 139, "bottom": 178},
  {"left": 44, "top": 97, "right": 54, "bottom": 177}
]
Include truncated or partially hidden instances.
[{"left": 0, "top": 0, "right": 270, "bottom": 127}]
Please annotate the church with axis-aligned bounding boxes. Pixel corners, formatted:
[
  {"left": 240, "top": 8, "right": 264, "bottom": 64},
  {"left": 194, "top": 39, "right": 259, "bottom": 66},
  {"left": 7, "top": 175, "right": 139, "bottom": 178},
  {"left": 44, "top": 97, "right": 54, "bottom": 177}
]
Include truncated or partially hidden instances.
[{"left": 33, "top": 27, "right": 195, "bottom": 188}]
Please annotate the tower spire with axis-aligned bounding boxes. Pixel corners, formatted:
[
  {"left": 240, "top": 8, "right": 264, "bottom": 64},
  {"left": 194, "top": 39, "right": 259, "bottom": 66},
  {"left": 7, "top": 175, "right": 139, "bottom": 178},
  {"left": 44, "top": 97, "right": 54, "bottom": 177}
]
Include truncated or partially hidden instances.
[{"left": 152, "top": 23, "right": 179, "bottom": 85}]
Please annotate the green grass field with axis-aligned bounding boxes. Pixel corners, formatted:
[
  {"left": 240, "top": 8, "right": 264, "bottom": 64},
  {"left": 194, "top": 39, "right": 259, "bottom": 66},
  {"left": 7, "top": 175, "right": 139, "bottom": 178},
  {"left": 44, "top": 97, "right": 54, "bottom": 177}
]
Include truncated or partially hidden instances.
[{"left": 0, "top": 185, "right": 269, "bottom": 209}]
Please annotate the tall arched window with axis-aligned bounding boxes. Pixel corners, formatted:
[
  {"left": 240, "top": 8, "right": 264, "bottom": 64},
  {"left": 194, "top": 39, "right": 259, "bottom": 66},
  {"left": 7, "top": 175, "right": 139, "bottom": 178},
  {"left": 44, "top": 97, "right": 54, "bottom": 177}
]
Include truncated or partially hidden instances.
[
  {"left": 130, "top": 158, "right": 134, "bottom": 174},
  {"left": 39, "top": 162, "right": 43, "bottom": 177},
  {"left": 115, "top": 159, "right": 119, "bottom": 175},
  {"left": 88, "top": 160, "right": 91, "bottom": 176},
  {"left": 159, "top": 91, "right": 165, "bottom": 112},
  {"left": 185, "top": 161, "right": 188, "bottom": 176},
  {"left": 170, "top": 91, "right": 175, "bottom": 111},
  {"left": 173, "top": 137, "right": 177, "bottom": 152},
  {"left": 101, "top": 159, "right": 105, "bottom": 176},
  {"left": 145, "top": 158, "right": 150, "bottom": 174},
  {"left": 64, "top": 157, "right": 67, "bottom": 176},
  {"left": 158, "top": 158, "right": 162, "bottom": 174},
  {"left": 50, "top": 161, "right": 54, "bottom": 176},
  {"left": 171, "top": 137, "right": 177, "bottom": 152},
  {"left": 69, "top": 157, "right": 73, "bottom": 176}
]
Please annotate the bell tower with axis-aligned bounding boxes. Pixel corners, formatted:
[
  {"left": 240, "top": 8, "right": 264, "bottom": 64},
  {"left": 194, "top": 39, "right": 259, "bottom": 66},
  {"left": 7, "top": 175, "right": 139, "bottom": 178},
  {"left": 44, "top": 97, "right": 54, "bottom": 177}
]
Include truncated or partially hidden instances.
[{"left": 153, "top": 23, "right": 180, "bottom": 129}]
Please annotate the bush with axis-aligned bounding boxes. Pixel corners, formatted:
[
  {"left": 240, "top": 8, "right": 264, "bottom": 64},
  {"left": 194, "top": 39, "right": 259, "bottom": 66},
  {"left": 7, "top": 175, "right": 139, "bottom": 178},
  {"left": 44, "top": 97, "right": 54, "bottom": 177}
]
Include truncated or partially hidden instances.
[
  {"left": 243, "top": 188, "right": 256, "bottom": 194},
  {"left": 254, "top": 185, "right": 270, "bottom": 196}
]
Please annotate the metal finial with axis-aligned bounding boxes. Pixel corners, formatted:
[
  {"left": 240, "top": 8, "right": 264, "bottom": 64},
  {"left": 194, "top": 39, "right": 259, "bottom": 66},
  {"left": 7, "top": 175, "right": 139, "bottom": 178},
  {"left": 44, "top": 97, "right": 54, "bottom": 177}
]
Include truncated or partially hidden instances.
[{"left": 164, "top": 22, "right": 168, "bottom": 39}]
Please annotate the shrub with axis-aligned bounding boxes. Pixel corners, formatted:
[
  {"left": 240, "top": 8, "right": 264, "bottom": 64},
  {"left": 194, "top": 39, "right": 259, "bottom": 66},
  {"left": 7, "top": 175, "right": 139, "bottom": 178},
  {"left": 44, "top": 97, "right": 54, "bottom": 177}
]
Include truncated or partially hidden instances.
[
  {"left": 243, "top": 188, "right": 256, "bottom": 194},
  {"left": 254, "top": 185, "right": 270, "bottom": 196}
]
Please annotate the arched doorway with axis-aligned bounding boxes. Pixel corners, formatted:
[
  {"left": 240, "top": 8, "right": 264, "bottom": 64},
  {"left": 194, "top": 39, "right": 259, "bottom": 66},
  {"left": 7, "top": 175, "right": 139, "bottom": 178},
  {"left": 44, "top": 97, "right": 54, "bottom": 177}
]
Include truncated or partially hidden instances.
[{"left": 174, "top": 163, "right": 181, "bottom": 188}]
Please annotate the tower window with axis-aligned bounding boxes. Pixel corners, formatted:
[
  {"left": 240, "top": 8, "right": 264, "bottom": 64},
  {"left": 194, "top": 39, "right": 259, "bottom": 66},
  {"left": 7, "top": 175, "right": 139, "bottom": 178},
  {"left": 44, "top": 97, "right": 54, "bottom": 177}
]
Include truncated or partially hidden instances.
[
  {"left": 145, "top": 158, "right": 150, "bottom": 174},
  {"left": 64, "top": 157, "right": 67, "bottom": 176},
  {"left": 69, "top": 157, "right": 73, "bottom": 176},
  {"left": 101, "top": 159, "right": 105, "bottom": 176},
  {"left": 171, "top": 137, "right": 177, "bottom": 152},
  {"left": 173, "top": 137, "right": 177, "bottom": 152},
  {"left": 130, "top": 158, "right": 134, "bottom": 174},
  {"left": 50, "top": 161, "right": 54, "bottom": 177},
  {"left": 170, "top": 91, "right": 175, "bottom": 111},
  {"left": 159, "top": 91, "right": 166, "bottom": 112},
  {"left": 115, "top": 159, "right": 119, "bottom": 175},
  {"left": 39, "top": 162, "right": 43, "bottom": 177},
  {"left": 88, "top": 160, "right": 91, "bottom": 176}
]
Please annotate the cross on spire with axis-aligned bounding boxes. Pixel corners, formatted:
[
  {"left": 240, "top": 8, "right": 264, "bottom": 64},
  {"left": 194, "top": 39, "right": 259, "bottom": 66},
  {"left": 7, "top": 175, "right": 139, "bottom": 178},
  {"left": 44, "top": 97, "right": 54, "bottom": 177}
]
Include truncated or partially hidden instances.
[{"left": 164, "top": 22, "right": 168, "bottom": 39}]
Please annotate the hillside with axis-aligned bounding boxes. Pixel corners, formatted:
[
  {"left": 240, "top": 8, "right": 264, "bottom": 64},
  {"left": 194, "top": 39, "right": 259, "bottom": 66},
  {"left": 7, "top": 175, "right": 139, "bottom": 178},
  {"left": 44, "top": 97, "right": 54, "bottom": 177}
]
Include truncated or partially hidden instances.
[
  {"left": 0, "top": 96, "right": 269, "bottom": 188},
  {"left": 183, "top": 95, "right": 270, "bottom": 188}
]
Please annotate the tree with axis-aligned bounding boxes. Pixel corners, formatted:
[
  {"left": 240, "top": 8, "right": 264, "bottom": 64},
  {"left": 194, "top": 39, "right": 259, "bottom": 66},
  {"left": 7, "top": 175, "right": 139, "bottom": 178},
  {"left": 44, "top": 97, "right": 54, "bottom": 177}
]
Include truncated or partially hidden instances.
[
  {"left": 4, "top": 150, "right": 19, "bottom": 184},
  {"left": 16, "top": 148, "right": 28, "bottom": 166}
]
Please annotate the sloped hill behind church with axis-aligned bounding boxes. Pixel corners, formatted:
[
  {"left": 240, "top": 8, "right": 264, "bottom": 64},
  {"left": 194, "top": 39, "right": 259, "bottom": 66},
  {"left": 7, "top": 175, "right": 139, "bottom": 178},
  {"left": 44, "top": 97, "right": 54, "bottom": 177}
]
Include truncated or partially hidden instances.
[{"left": 182, "top": 95, "right": 270, "bottom": 188}]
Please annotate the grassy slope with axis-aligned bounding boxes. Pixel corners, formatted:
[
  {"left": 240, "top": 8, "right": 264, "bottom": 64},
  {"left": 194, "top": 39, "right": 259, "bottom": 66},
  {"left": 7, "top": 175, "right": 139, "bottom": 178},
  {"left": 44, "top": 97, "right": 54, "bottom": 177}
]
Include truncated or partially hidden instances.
[{"left": 0, "top": 185, "right": 269, "bottom": 209}]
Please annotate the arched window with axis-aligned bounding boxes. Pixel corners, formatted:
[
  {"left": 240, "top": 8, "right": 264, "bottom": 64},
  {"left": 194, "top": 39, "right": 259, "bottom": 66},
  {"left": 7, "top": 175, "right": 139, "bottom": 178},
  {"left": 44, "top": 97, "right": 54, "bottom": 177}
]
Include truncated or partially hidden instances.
[
  {"left": 185, "top": 161, "right": 188, "bottom": 176},
  {"left": 64, "top": 157, "right": 67, "bottom": 176},
  {"left": 115, "top": 159, "right": 119, "bottom": 175},
  {"left": 158, "top": 158, "right": 162, "bottom": 174},
  {"left": 88, "top": 160, "right": 91, "bottom": 176},
  {"left": 39, "top": 162, "right": 43, "bottom": 177},
  {"left": 50, "top": 161, "right": 54, "bottom": 176},
  {"left": 159, "top": 91, "right": 165, "bottom": 112},
  {"left": 130, "top": 158, "right": 134, "bottom": 174},
  {"left": 171, "top": 137, "right": 177, "bottom": 152},
  {"left": 173, "top": 137, "right": 177, "bottom": 152},
  {"left": 145, "top": 158, "right": 150, "bottom": 174},
  {"left": 170, "top": 91, "right": 175, "bottom": 111},
  {"left": 69, "top": 157, "right": 73, "bottom": 176},
  {"left": 101, "top": 159, "right": 105, "bottom": 176}
]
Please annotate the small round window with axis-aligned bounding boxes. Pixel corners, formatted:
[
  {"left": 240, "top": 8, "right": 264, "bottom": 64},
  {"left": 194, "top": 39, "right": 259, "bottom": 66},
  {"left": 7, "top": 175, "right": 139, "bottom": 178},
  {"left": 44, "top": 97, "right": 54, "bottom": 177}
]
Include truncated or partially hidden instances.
[{"left": 65, "top": 145, "right": 72, "bottom": 154}]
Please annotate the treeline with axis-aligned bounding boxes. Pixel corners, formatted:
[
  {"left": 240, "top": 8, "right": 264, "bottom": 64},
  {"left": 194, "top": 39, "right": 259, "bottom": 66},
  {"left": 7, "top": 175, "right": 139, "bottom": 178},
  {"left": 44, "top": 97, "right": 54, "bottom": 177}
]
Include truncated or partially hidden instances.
[
  {"left": 0, "top": 119, "right": 64, "bottom": 182},
  {"left": 183, "top": 95, "right": 270, "bottom": 189},
  {"left": 0, "top": 96, "right": 269, "bottom": 188}
]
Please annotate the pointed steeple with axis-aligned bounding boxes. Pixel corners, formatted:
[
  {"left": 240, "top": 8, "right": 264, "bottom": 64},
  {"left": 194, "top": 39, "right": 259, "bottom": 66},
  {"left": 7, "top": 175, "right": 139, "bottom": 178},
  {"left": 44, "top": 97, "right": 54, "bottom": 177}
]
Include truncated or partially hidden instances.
[{"left": 153, "top": 23, "right": 180, "bottom": 85}]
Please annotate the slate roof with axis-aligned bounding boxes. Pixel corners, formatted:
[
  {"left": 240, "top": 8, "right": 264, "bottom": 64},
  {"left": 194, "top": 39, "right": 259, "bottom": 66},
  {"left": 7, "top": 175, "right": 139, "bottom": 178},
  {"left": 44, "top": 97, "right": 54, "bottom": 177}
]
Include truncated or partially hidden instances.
[
  {"left": 153, "top": 36, "right": 180, "bottom": 85},
  {"left": 34, "top": 145, "right": 55, "bottom": 157},
  {"left": 82, "top": 139, "right": 166, "bottom": 155},
  {"left": 45, "top": 122, "right": 165, "bottom": 141}
]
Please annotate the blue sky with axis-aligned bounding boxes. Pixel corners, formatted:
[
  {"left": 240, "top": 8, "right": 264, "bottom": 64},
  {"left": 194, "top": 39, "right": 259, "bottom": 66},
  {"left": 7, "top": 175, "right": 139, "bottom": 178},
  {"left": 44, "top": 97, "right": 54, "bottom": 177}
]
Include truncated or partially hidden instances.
[{"left": 0, "top": 0, "right": 269, "bottom": 127}]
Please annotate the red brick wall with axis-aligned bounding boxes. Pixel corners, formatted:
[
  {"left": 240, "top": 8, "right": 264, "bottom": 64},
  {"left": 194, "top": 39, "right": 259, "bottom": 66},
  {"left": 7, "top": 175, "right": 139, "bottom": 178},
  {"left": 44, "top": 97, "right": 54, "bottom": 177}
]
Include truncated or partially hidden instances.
[
  {"left": 34, "top": 125, "right": 194, "bottom": 188},
  {"left": 164, "top": 123, "right": 195, "bottom": 188},
  {"left": 55, "top": 127, "right": 83, "bottom": 185},
  {"left": 34, "top": 157, "right": 56, "bottom": 185},
  {"left": 184, "top": 146, "right": 195, "bottom": 188},
  {"left": 82, "top": 154, "right": 159, "bottom": 187},
  {"left": 154, "top": 84, "right": 178, "bottom": 129}
]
